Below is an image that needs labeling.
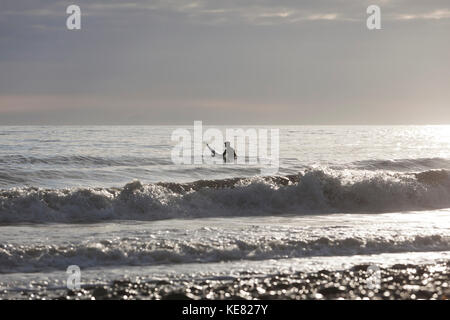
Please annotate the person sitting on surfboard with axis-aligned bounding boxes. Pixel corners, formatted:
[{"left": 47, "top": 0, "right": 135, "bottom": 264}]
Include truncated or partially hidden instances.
[{"left": 206, "top": 142, "right": 237, "bottom": 162}]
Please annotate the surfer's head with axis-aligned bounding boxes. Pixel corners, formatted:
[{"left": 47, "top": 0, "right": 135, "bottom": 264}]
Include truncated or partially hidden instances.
[{"left": 224, "top": 141, "right": 230, "bottom": 147}]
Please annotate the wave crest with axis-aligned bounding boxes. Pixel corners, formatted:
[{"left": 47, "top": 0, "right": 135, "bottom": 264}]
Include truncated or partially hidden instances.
[
  {"left": 1, "top": 169, "right": 450, "bottom": 224},
  {"left": 0, "top": 234, "right": 448, "bottom": 273}
]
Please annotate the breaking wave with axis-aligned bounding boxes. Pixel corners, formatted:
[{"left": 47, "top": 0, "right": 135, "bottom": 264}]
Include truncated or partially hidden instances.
[
  {"left": 1, "top": 169, "right": 450, "bottom": 224},
  {"left": 0, "top": 234, "right": 448, "bottom": 273}
]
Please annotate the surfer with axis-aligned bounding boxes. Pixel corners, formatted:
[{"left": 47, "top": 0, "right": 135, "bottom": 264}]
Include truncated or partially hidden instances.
[
  {"left": 222, "top": 141, "right": 237, "bottom": 162},
  {"left": 206, "top": 142, "right": 237, "bottom": 162}
]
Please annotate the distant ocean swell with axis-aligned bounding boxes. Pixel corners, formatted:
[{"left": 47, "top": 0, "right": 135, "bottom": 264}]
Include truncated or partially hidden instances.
[
  {"left": 0, "top": 234, "right": 448, "bottom": 273},
  {"left": 1, "top": 155, "right": 450, "bottom": 169},
  {"left": 0, "top": 155, "right": 172, "bottom": 167},
  {"left": 1, "top": 156, "right": 450, "bottom": 188},
  {"left": 1, "top": 169, "right": 450, "bottom": 224},
  {"left": 334, "top": 157, "right": 450, "bottom": 171}
]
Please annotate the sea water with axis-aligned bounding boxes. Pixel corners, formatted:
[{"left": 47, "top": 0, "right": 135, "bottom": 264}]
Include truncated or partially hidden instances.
[{"left": 0, "top": 125, "right": 449, "bottom": 292}]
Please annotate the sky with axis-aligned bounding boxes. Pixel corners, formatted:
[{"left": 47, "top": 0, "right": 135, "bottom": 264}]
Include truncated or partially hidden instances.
[{"left": 0, "top": 0, "right": 449, "bottom": 125}]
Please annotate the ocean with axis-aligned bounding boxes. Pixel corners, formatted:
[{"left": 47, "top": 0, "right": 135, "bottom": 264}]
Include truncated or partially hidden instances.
[{"left": 0, "top": 125, "right": 449, "bottom": 299}]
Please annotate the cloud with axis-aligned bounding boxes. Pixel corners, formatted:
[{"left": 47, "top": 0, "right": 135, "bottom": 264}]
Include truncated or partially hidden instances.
[
  {"left": 395, "top": 9, "right": 450, "bottom": 20},
  {"left": 0, "top": 0, "right": 449, "bottom": 125},
  {"left": 2, "top": 0, "right": 450, "bottom": 27},
  {"left": 307, "top": 14, "right": 339, "bottom": 21}
]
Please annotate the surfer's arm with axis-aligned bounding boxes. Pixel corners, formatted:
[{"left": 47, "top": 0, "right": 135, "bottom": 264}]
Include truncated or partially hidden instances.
[{"left": 206, "top": 144, "right": 216, "bottom": 156}]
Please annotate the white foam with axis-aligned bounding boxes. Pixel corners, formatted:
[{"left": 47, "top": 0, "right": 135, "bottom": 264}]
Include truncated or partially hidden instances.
[
  {"left": 1, "top": 169, "right": 450, "bottom": 224},
  {"left": 0, "top": 232, "right": 448, "bottom": 273}
]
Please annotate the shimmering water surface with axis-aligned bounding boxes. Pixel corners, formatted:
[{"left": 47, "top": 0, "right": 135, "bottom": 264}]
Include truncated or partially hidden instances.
[{"left": 0, "top": 125, "right": 449, "bottom": 292}]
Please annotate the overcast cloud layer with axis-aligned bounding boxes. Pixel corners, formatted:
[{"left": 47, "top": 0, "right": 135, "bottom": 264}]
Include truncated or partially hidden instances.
[{"left": 0, "top": 0, "right": 449, "bottom": 124}]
